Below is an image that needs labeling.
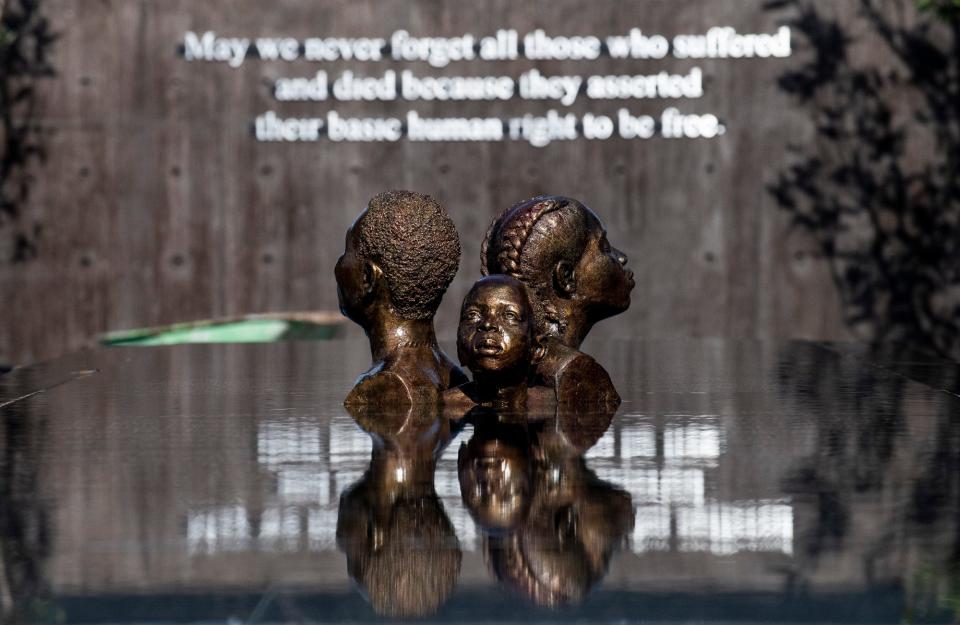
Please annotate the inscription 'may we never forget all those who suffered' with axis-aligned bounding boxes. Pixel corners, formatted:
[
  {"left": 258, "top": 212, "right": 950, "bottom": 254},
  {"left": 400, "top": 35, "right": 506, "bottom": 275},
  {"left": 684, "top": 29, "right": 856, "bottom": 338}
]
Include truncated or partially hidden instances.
[{"left": 181, "top": 26, "right": 793, "bottom": 145}]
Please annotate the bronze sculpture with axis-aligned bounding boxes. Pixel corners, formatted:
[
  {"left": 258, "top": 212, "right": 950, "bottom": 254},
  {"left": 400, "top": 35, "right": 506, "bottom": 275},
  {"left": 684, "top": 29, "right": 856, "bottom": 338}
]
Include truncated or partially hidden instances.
[
  {"left": 336, "top": 190, "right": 468, "bottom": 407},
  {"left": 446, "top": 275, "right": 548, "bottom": 411},
  {"left": 445, "top": 274, "right": 619, "bottom": 411},
  {"left": 481, "top": 195, "right": 632, "bottom": 404},
  {"left": 481, "top": 195, "right": 633, "bottom": 349},
  {"left": 336, "top": 191, "right": 627, "bottom": 410}
]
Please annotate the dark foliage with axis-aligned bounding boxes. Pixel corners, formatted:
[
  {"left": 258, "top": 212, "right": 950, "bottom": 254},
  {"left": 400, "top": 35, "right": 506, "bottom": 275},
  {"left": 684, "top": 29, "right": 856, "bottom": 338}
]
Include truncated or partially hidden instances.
[
  {"left": 0, "top": 0, "right": 55, "bottom": 264},
  {"left": 765, "top": 0, "right": 960, "bottom": 360}
]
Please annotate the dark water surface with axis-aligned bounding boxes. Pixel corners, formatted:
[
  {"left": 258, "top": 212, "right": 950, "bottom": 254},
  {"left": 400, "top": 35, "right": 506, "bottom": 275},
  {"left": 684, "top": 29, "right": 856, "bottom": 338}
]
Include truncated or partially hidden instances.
[{"left": 1, "top": 338, "right": 958, "bottom": 624}]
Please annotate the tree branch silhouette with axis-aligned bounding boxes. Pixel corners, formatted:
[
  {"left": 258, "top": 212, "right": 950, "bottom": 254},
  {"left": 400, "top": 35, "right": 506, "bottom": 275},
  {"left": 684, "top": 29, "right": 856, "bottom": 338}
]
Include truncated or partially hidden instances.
[
  {"left": 766, "top": 0, "right": 960, "bottom": 360},
  {"left": 0, "top": 0, "right": 55, "bottom": 264}
]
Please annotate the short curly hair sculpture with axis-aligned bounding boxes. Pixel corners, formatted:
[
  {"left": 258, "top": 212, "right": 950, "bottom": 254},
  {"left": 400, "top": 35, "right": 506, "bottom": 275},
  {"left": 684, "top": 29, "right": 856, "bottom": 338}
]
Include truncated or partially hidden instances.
[{"left": 356, "top": 190, "right": 461, "bottom": 319}]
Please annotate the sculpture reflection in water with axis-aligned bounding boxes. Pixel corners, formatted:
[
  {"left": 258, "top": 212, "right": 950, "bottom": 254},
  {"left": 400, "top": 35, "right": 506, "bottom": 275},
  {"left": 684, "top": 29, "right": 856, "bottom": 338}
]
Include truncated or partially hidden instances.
[
  {"left": 337, "top": 402, "right": 462, "bottom": 619},
  {"left": 459, "top": 404, "right": 634, "bottom": 608},
  {"left": 341, "top": 392, "right": 631, "bottom": 615},
  {"left": 336, "top": 191, "right": 468, "bottom": 407}
]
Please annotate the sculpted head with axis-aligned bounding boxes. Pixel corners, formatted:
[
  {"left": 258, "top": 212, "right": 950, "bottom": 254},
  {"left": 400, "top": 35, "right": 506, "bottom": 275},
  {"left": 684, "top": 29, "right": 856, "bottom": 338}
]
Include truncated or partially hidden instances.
[
  {"left": 337, "top": 486, "right": 461, "bottom": 618},
  {"left": 457, "top": 275, "right": 539, "bottom": 379},
  {"left": 485, "top": 461, "right": 634, "bottom": 608},
  {"left": 336, "top": 412, "right": 461, "bottom": 619},
  {"left": 336, "top": 190, "right": 461, "bottom": 326},
  {"left": 481, "top": 196, "right": 633, "bottom": 345},
  {"left": 458, "top": 422, "right": 532, "bottom": 532}
]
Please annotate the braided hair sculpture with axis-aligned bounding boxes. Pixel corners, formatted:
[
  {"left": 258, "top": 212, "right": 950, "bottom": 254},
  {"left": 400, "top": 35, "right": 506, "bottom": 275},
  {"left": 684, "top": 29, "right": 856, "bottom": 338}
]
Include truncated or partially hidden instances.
[{"left": 481, "top": 195, "right": 592, "bottom": 338}]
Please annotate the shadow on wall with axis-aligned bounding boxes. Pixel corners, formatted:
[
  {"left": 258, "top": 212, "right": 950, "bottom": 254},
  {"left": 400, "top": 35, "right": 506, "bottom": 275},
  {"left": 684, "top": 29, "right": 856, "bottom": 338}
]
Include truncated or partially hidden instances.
[
  {"left": 0, "top": 0, "right": 55, "bottom": 264},
  {"left": 765, "top": 0, "right": 960, "bottom": 360}
]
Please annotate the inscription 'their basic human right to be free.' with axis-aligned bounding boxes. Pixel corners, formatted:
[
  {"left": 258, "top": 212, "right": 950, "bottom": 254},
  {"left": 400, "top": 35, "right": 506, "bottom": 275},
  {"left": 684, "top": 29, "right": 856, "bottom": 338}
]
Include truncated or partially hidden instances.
[{"left": 181, "top": 26, "right": 792, "bottom": 145}]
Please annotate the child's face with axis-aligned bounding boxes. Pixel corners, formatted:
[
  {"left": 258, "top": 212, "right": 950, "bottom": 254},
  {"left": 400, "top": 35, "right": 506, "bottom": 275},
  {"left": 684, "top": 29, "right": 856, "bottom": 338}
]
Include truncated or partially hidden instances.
[
  {"left": 457, "top": 278, "right": 533, "bottom": 375},
  {"left": 334, "top": 211, "right": 372, "bottom": 324},
  {"left": 572, "top": 211, "right": 634, "bottom": 316},
  {"left": 458, "top": 437, "right": 531, "bottom": 530}
]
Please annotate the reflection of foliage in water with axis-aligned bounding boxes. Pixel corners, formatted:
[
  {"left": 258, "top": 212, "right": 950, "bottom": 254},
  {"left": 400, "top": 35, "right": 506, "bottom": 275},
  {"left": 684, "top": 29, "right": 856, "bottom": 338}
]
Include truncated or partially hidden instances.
[
  {"left": 765, "top": 0, "right": 960, "bottom": 360},
  {"left": 776, "top": 342, "right": 960, "bottom": 623},
  {"left": 776, "top": 344, "right": 906, "bottom": 559},
  {"left": 0, "top": 399, "right": 53, "bottom": 623},
  {"left": 907, "top": 560, "right": 960, "bottom": 624},
  {"left": 906, "top": 380, "right": 960, "bottom": 623},
  {"left": 0, "top": 0, "right": 55, "bottom": 263}
]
